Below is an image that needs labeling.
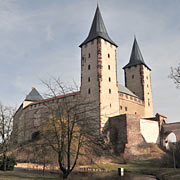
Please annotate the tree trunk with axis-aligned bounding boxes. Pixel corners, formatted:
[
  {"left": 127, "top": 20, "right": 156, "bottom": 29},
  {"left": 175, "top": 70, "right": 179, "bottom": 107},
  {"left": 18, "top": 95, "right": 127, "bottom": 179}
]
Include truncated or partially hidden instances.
[
  {"left": 3, "top": 154, "right": 7, "bottom": 171},
  {"left": 62, "top": 171, "right": 70, "bottom": 179}
]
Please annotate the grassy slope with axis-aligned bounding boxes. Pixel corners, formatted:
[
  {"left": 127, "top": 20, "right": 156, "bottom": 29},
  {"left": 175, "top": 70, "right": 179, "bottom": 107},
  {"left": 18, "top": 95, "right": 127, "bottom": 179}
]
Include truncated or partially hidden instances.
[
  {"left": 92, "top": 160, "right": 180, "bottom": 180},
  {"left": 0, "top": 170, "right": 58, "bottom": 180}
]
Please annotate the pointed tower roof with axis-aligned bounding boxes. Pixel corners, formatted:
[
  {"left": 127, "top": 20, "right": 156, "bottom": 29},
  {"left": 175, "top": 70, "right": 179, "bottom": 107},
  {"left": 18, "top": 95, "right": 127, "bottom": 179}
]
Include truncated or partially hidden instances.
[
  {"left": 123, "top": 37, "right": 151, "bottom": 70},
  {"left": 79, "top": 5, "right": 117, "bottom": 47},
  {"left": 25, "top": 88, "right": 43, "bottom": 101}
]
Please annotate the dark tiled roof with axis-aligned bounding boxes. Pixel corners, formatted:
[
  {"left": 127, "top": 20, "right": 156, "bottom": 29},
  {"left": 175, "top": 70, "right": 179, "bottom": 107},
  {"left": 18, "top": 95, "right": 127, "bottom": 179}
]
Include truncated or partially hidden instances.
[
  {"left": 25, "top": 88, "right": 43, "bottom": 101},
  {"left": 79, "top": 5, "right": 117, "bottom": 47},
  {"left": 123, "top": 37, "right": 151, "bottom": 70}
]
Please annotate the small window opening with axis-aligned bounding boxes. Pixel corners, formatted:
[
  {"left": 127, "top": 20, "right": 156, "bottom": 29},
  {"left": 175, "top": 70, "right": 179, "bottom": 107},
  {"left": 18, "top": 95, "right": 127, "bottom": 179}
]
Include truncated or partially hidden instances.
[
  {"left": 108, "top": 65, "right": 110, "bottom": 70},
  {"left": 108, "top": 53, "right": 110, "bottom": 58},
  {"left": 88, "top": 64, "right": 91, "bottom": 70},
  {"left": 132, "top": 75, "right": 134, "bottom": 79},
  {"left": 88, "top": 88, "right": 91, "bottom": 94},
  {"left": 88, "top": 77, "right": 90, "bottom": 82},
  {"left": 125, "top": 107, "right": 128, "bottom": 111},
  {"left": 109, "top": 77, "right": 111, "bottom": 82},
  {"left": 110, "top": 104, "right": 111, "bottom": 108},
  {"left": 120, "top": 106, "right": 122, "bottom": 110},
  {"left": 109, "top": 89, "right": 111, "bottom": 94},
  {"left": 88, "top": 53, "right": 91, "bottom": 58}
]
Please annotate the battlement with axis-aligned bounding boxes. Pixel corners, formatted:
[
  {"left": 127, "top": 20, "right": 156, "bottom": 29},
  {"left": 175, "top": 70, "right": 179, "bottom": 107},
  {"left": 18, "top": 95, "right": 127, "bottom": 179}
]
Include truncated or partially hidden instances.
[{"left": 119, "top": 92, "right": 144, "bottom": 106}]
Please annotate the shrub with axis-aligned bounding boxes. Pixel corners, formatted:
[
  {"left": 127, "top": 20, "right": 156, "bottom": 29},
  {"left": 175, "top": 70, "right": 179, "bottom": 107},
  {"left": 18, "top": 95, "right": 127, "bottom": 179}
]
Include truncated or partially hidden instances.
[{"left": 0, "top": 156, "right": 17, "bottom": 170}]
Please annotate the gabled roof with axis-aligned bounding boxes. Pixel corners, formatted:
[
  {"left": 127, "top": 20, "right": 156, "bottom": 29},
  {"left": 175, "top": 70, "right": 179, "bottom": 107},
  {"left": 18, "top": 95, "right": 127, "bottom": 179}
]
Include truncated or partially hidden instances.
[
  {"left": 79, "top": 5, "right": 117, "bottom": 47},
  {"left": 118, "top": 84, "right": 138, "bottom": 97},
  {"left": 25, "top": 88, "right": 43, "bottom": 101},
  {"left": 123, "top": 37, "right": 151, "bottom": 70}
]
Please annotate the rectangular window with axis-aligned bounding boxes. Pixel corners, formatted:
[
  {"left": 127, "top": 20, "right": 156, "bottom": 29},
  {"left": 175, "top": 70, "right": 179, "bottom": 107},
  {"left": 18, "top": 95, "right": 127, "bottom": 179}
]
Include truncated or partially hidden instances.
[{"left": 125, "top": 107, "right": 128, "bottom": 111}]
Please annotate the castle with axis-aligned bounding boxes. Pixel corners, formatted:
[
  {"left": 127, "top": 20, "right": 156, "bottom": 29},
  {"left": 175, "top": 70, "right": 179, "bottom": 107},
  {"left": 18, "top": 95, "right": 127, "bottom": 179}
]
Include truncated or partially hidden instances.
[{"left": 13, "top": 5, "right": 169, "bottom": 152}]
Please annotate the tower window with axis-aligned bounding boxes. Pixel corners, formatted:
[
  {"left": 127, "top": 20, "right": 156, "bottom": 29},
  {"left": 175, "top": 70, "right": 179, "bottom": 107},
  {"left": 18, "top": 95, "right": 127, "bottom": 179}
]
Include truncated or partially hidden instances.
[
  {"left": 147, "top": 84, "right": 149, "bottom": 88},
  {"left": 88, "top": 64, "right": 91, "bottom": 70},
  {"left": 88, "top": 77, "right": 90, "bottom": 82},
  {"left": 109, "top": 77, "right": 111, "bottom": 82},
  {"left": 109, "top": 89, "right": 111, "bottom": 94},
  {"left": 125, "top": 107, "right": 128, "bottom": 111},
  {"left": 110, "top": 104, "right": 111, "bottom": 108},
  {"left": 108, "top": 65, "right": 110, "bottom": 70},
  {"left": 120, "top": 106, "right": 122, "bottom": 110},
  {"left": 88, "top": 53, "right": 91, "bottom": 58},
  {"left": 146, "top": 76, "right": 148, "bottom": 80},
  {"left": 135, "top": 112, "right": 137, "bottom": 115},
  {"left": 108, "top": 53, "right": 110, "bottom": 58},
  {"left": 88, "top": 88, "right": 91, "bottom": 94},
  {"left": 132, "top": 75, "right": 134, "bottom": 79}
]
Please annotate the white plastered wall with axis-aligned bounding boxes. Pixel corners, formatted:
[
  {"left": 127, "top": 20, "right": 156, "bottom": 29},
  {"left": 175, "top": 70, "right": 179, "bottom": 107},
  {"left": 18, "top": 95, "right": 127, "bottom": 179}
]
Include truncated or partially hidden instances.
[{"left": 140, "top": 119, "right": 159, "bottom": 143}]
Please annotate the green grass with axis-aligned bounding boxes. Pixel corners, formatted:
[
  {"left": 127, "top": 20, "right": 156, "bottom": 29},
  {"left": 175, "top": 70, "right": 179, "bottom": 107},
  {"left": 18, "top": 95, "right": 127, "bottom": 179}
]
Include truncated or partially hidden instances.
[
  {"left": 0, "top": 170, "right": 59, "bottom": 180},
  {"left": 91, "top": 160, "right": 180, "bottom": 180}
]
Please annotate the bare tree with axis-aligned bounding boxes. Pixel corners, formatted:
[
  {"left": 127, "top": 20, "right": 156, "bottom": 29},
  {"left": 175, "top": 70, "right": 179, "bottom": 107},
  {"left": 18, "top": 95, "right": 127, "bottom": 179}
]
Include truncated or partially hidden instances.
[
  {"left": 0, "top": 102, "right": 16, "bottom": 171},
  {"left": 170, "top": 64, "right": 180, "bottom": 88},
  {"left": 40, "top": 78, "right": 101, "bottom": 179}
]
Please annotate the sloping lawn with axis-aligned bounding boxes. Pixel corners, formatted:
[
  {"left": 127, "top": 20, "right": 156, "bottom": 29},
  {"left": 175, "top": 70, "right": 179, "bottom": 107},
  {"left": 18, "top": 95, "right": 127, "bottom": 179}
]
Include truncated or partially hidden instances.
[{"left": 0, "top": 170, "right": 58, "bottom": 180}]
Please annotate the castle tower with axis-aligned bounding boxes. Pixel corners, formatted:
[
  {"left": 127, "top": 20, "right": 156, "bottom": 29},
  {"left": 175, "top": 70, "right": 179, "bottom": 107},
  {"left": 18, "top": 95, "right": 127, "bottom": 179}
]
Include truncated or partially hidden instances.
[
  {"left": 123, "top": 37, "right": 153, "bottom": 117},
  {"left": 80, "top": 5, "right": 120, "bottom": 131}
]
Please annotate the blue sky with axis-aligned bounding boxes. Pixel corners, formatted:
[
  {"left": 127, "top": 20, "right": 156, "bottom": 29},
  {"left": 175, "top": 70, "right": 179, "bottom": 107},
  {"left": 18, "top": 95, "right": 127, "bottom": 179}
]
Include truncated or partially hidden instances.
[{"left": 0, "top": 0, "right": 180, "bottom": 123}]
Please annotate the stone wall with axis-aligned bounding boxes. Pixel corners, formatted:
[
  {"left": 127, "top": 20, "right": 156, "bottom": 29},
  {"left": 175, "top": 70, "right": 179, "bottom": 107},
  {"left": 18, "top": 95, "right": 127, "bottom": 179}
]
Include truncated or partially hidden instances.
[
  {"left": 119, "top": 93, "right": 144, "bottom": 117},
  {"left": 108, "top": 114, "right": 145, "bottom": 154}
]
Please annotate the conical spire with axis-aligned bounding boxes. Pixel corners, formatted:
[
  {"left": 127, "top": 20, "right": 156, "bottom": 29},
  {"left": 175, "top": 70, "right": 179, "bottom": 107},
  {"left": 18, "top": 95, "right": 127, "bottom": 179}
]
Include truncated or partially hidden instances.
[
  {"left": 79, "top": 5, "right": 117, "bottom": 47},
  {"left": 25, "top": 88, "right": 43, "bottom": 101},
  {"left": 123, "top": 37, "right": 150, "bottom": 70}
]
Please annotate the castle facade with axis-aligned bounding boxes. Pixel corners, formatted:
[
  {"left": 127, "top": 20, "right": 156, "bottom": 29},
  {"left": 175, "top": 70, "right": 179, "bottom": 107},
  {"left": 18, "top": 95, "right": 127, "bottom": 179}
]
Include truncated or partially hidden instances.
[{"left": 13, "top": 5, "right": 167, "bottom": 152}]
